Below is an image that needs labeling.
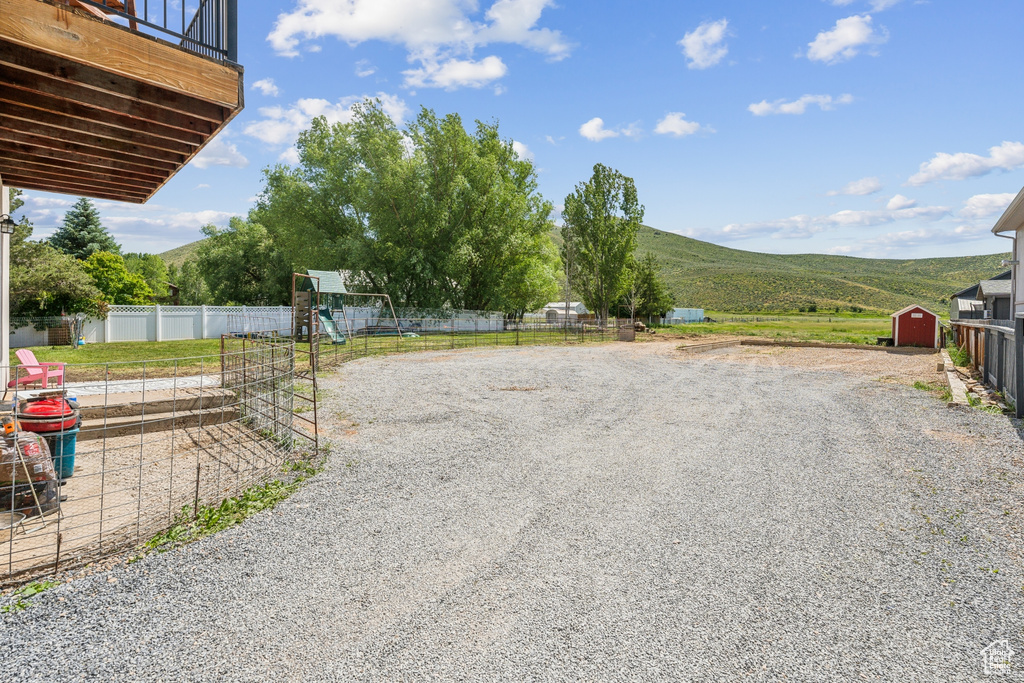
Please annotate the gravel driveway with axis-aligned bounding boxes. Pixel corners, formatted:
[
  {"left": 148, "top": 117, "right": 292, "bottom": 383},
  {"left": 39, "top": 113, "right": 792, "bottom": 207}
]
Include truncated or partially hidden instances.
[{"left": 3, "top": 342, "right": 1024, "bottom": 681}]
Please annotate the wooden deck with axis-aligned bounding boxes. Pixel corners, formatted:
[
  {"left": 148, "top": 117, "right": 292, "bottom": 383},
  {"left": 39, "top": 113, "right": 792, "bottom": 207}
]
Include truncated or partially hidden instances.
[{"left": 0, "top": 0, "right": 243, "bottom": 202}]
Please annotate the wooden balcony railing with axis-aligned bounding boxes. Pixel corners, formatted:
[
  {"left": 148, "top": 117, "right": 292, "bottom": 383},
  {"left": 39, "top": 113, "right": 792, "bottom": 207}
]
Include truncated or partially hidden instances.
[{"left": 71, "top": 0, "right": 237, "bottom": 62}]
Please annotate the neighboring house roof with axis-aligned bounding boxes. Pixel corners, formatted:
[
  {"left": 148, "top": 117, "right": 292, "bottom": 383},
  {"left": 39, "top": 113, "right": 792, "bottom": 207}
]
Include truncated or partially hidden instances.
[
  {"left": 949, "top": 270, "right": 1011, "bottom": 299},
  {"left": 543, "top": 302, "right": 586, "bottom": 311},
  {"left": 978, "top": 279, "right": 1012, "bottom": 297},
  {"left": 305, "top": 270, "right": 347, "bottom": 294},
  {"left": 993, "top": 185, "right": 1024, "bottom": 233},
  {"left": 957, "top": 299, "right": 983, "bottom": 312}
]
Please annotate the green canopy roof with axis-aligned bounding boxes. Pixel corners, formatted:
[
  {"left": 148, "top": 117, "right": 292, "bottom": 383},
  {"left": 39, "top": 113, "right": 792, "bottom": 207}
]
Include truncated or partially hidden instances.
[{"left": 305, "top": 270, "right": 347, "bottom": 294}]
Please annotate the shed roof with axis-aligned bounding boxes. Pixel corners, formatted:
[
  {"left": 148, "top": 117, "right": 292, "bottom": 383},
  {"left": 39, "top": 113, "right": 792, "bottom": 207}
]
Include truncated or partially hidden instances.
[
  {"left": 978, "top": 279, "right": 1012, "bottom": 297},
  {"left": 305, "top": 270, "right": 347, "bottom": 294},
  {"left": 891, "top": 305, "right": 938, "bottom": 319}
]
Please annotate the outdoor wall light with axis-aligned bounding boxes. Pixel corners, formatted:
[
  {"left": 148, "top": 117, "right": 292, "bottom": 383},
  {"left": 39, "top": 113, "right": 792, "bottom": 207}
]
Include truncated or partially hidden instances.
[
  {"left": 0, "top": 214, "right": 15, "bottom": 235},
  {"left": 1001, "top": 259, "right": 1020, "bottom": 267}
]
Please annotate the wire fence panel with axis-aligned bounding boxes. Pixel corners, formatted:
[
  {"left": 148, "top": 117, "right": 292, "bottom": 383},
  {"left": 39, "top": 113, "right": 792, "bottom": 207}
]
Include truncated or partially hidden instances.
[
  {"left": 0, "top": 338, "right": 317, "bottom": 585},
  {"left": 309, "top": 317, "right": 625, "bottom": 370}
]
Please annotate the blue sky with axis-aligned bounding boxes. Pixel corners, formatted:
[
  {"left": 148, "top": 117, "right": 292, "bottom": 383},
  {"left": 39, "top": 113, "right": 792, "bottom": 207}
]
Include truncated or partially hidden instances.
[{"left": 15, "top": 0, "right": 1024, "bottom": 259}]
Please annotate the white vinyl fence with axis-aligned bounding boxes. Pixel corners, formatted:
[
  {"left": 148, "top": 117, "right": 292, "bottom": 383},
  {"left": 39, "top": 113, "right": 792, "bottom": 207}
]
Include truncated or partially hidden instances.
[
  {"left": 337, "top": 307, "right": 505, "bottom": 334},
  {"left": 10, "top": 306, "right": 293, "bottom": 347}
]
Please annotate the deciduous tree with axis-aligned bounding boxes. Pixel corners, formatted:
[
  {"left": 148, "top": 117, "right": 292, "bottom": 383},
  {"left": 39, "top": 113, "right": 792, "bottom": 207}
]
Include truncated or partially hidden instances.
[
  {"left": 124, "top": 253, "right": 169, "bottom": 299},
  {"left": 561, "top": 164, "right": 645, "bottom": 324},
  {"left": 251, "top": 99, "right": 560, "bottom": 314},
  {"left": 6, "top": 190, "right": 104, "bottom": 318},
  {"left": 82, "top": 252, "right": 153, "bottom": 305},
  {"left": 195, "top": 218, "right": 289, "bottom": 305}
]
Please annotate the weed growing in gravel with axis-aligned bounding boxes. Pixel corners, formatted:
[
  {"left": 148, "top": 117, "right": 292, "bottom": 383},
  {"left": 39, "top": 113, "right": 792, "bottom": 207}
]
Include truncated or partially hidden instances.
[
  {"left": 1, "top": 580, "right": 58, "bottom": 614},
  {"left": 140, "top": 460, "right": 323, "bottom": 556},
  {"left": 947, "top": 342, "right": 970, "bottom": 367}
]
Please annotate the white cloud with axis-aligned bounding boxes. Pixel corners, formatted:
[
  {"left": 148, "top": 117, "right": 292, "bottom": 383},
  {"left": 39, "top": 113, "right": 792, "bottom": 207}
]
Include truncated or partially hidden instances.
[
  {"left": 192, "top": 137, "right": 249, "bottom": 169},
  {"left": 679, "top": 19, "right": 729, "bottom": 70},
  {"left": 403, "top": 55, "right": 507, "bottom": 90},
  {"left": 579, "top": 117, "right": 620, "bottom": 142},
  {"left": 252, "top": 78, "right": 280, "bottom": 97},
  {"left": 827, "top": 177, "right": 882, "bottom": 196},
  {"left": 831, "top": 0, "right": 901, "bottom": 8},
  {"left": 719, "top": 204, "right": 949, "bottom": 240},
  {"left": 886, "top": 194, "right": 916, "bottom": 210},
  {"left": 512, "top": 141, "right": 534, "bottom": 161},
  {"left": 279, "top": 147, "right": 301, "bottom": 164},
  {"left": 807, "top": 15, "right": 887, "bottom": 64},
  {"left": 749, "top": 93, "right": 853, "bottom": 116},
  {"left": 195, "top": 183, "right": 211, "bottom": 190},
  {"left": 267, "top": 0, "right": 570, "bottom": 89},
  {"left": 165, "top": 210, "right": 239, "bottom": 229},
  {"left": 244, "top": 93, "right": 408, "bottom": 150},
  {"left": 959, "top": 193, "right": 1016, "bottom": 220},
  {"left": 24, "top": 195, "right": 71, "bottom": 208},
  {"left": 544, "top": 135, "right": 563, "bottom": 145},
  {"left": 654, "top": 113, "right": 706, "bottom": 138},
  {"left": 907, "top": 141, "right": 1024, "bottom": 186},
  {"left": 355, "top": 59, "right": 376, "bottom": 77}
]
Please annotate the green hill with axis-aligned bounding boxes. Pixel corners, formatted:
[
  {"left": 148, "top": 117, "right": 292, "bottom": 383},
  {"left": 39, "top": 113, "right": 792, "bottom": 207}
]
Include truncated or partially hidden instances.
[
  {"left": 161, "top": 227, "right": 1009, "bottom": 314},
  {"left": 629, "top": 225, "right": 1008, "bottom": 313},
  {"left": 158, "top": 240, "right": 204, "bottom": 267}
]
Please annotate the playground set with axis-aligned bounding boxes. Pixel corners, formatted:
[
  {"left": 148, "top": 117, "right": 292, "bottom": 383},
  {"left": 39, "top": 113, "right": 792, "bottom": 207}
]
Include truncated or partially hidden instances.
[{"left": 291, "top": 270, "right": 403, "bottom": 350}]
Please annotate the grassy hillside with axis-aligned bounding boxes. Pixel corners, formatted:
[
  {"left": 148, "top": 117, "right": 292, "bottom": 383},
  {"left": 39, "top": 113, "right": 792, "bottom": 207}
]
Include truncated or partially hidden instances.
[
  {"left": 158, "top": 240, "right": 204, "bottom": 267},
  {"left": 557, "top": 225, "right": 1006, "bottom": 314},
  {"left": 163, "top": 227, "right": 1009, "bottom": 314}
]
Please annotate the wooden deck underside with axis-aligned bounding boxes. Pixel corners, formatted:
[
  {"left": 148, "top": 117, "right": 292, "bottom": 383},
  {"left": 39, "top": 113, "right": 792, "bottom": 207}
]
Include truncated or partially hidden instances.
[{"left": 0, "top": 0, "right": 243, "bottom": 203}]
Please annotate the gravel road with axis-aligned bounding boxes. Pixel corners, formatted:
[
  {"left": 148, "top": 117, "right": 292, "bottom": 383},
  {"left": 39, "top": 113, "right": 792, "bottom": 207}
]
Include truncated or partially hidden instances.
[{"left": 3, "top": 342, "right": 1024, "bottom": 681}]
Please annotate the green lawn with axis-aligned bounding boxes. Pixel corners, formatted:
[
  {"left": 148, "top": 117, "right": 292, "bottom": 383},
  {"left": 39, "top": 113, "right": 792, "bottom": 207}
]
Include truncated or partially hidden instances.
[
  {"left": 656, "top": 312, "right": 894, "bottom": 345},
  {"left": 11, "top": 339, "right": 226, "bottom": 382},
  {"left": 10, "top": 315, "right": 900, "bottom": 383}
]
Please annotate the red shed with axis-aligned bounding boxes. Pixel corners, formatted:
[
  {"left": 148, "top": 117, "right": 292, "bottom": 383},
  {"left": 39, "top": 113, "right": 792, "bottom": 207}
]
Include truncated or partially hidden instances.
[{"left": 891, "top": 305, "right": 940, "bottom": 348}]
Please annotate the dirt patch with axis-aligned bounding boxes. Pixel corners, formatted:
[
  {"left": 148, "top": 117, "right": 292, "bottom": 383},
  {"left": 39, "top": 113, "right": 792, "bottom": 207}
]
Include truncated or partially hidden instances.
[
  {"left": 668, "top": 342, "right": 943, "bottom": 386},
  {"left": 2, "top": 418, "right": 289, "bottom": 585}
]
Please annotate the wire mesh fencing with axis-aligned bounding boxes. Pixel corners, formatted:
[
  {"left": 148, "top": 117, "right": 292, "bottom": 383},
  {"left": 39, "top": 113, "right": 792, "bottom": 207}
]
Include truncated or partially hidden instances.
[
  {"left": 1, "top": 337, "right": 317, "bottom": 586},
  {"left": 309, "top": 317, "right": 626, "bottom": 370}
]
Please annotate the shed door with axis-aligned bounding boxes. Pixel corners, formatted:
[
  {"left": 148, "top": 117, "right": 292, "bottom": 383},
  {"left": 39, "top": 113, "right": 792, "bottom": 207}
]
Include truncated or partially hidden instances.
[{"left": 900, "top": 311, "right": 934, "bottom": 347}]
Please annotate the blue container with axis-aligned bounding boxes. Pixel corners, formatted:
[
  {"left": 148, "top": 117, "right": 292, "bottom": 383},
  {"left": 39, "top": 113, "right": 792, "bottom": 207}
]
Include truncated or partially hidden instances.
[{"left": 45, "top": 428, "right": 79, "bottom": 480}]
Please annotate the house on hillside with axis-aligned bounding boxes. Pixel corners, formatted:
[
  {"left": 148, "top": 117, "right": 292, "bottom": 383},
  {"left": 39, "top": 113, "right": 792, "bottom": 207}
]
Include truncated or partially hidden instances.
[
  {"left": 541, "top": 301, "right": 588, "bottom": 322},
  {"left": 949, "top": 270, "right": 1011, "bottom": 321}
]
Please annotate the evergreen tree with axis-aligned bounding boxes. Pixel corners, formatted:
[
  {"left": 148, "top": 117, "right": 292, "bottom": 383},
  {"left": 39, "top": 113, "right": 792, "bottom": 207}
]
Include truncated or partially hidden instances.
[{"left": 49, "top": 197, "right": 120, "bottom": 259}]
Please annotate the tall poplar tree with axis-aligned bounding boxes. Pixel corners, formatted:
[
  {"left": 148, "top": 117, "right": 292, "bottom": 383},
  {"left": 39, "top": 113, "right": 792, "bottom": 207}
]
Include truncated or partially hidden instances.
[{"left": 561, "top": 164, "right": 645, "bottom": 324}]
